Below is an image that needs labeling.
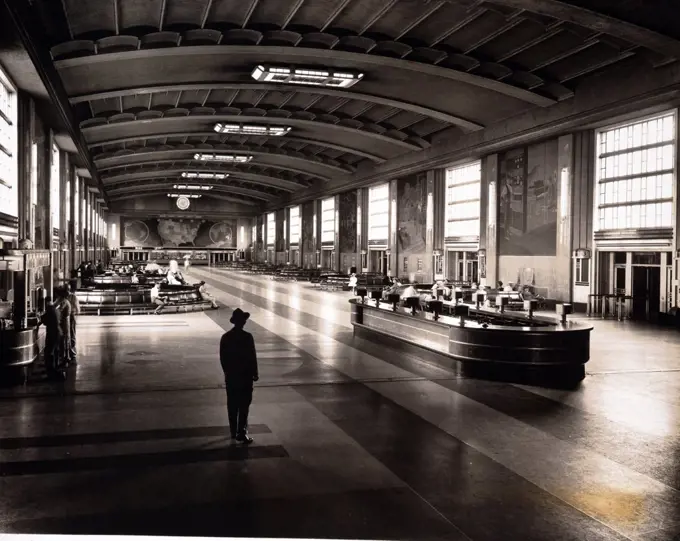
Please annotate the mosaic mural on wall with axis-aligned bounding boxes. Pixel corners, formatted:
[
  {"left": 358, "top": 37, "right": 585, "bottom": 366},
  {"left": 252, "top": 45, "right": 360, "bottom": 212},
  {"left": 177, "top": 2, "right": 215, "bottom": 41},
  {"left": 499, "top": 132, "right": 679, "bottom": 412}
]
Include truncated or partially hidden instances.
[
  {"left": 397, "top": 172, "right": 427, "bottom": 256},
  {"left": 339, "top": 190, "right": 357, "bottom": 253},
  {"left": 122, "top": 218, "right": 237, "bottom": 248},
  {"left": 498, "top": 140, "right": 558, "bottom": 256}
]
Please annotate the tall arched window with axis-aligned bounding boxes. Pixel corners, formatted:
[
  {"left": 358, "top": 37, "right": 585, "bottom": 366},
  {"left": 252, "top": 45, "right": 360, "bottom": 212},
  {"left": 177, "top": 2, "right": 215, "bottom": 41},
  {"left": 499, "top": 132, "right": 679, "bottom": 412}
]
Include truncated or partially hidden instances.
[
  {"left": 596, "top": 112, "right": 676, "bottom": 230},
  {"left": 289, "top": 206, "right": 300, "bottom": 245},
  {"left": 0, "top": 65, "right": 17, "bottom": 217}
]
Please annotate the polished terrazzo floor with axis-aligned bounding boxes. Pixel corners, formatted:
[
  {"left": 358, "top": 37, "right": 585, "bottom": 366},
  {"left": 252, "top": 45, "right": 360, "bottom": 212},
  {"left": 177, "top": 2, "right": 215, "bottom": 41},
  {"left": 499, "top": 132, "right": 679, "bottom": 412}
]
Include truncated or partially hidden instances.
[{"left": 2, "top": 268, "right": 680, "bottom": 540}]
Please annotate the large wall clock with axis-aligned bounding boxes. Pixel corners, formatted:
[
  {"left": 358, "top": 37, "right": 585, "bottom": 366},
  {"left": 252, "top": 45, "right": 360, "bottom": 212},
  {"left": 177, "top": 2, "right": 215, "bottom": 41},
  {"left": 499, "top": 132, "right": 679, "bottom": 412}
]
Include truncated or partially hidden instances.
[{"left": 176, "top": 196, "right": 190, "bottom": 210}]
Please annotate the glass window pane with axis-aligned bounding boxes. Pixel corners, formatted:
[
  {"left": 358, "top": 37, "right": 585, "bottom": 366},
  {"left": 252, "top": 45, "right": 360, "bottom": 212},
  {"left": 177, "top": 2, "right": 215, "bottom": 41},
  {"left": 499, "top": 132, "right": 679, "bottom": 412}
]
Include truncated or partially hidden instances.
[
  {"left": 597, "top": 112, "right": 675, "bottom": 231},
  {"left": 446, "top": 161, "right": 481, "bottom": 237}
]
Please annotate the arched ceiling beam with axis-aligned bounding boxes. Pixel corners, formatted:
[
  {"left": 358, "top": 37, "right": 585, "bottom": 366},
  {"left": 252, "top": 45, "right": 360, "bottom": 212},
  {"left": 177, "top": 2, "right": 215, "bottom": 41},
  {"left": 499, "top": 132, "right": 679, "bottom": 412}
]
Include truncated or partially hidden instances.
[
  {"left": 486, "top": 0, "right": 680, "bottom": 59},
  {"left": 88, "top": 133, "right": 385, "bottom": 163},
  {"left": 94, "top": 148, "right": 353, "bottom": 176},
  {"left": 108, "top": 188, "right": 263, "bottom": 206},
  {"left": 101, "top": 169, "right": 301, "bottom": 192},
  {"left": 108, "top": 183, "right": 276, "bottom": 202},
  {"left": 70, "top": 83, "right": 483, "bottom": 132},
  {"left": 54, "top": 46, "right": 554, "bottom": 107},
  {"left": 81, "top": 115, "right": 422, "bottom": 153},
  {"left": 99, "top": 159, "right": 330, "bottom": 182}
]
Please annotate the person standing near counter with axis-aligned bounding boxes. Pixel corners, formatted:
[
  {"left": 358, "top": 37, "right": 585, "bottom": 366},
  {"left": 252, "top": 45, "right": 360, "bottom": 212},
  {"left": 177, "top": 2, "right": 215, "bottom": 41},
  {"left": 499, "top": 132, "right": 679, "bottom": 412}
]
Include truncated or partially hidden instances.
[
  {"left": 220, "top": 308, "right": 259, "bottom": 444},
  {"left": 41, "top": 297, "right": 63, "bottom": 380},
  {"left": 54, "top": 287, "right": 72, "bottom": 368},
  {"left": 65, "top": 281, "right": 80, "bottom": 364}
]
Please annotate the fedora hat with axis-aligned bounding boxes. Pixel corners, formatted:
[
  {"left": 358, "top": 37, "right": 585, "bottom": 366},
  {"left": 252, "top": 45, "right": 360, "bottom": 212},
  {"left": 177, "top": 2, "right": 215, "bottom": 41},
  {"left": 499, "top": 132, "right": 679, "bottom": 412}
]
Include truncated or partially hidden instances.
[{"left": 230, "top": 307, "right": 250, "bottom": 325}]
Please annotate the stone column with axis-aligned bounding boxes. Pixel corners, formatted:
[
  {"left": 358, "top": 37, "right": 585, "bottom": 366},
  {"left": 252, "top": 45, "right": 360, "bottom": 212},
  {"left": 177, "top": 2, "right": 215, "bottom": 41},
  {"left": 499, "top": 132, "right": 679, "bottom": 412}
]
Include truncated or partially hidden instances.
[
  {"left": 388, "top": 179, "right": 398, "bottom": 277},
  {"left": 556, "top": 134, "right": 574, "bottom": 302},
  {"left": 82, "top": 185, "right": 88, "bottom": 261},
  {"left": 482, "top": 154, "right": 499, "bottom": 287},
  {"left": 13, "top": 94, "right": 31, "bottom": 327},
  {"left": 425, "top": 170, "right": 435, "bottom": 282},
  {"left": 43, "top": 130, "right": 53, "bottom": 299},
  {"left": 357, "top": 188, "right": 368, "bottom": 272},
  {"left": 77, "top": 174, "right": 84, "bottom": 266},
  {"left": 59, "top": 152, "right": 69, "bottom": 279},
  {"left": 432, "top": 168, "right": 446, "bottom": 280},
  {"left": 333, "top": 194, "right": 340, "bottom": 272},
  {"left": 314, "top": 199, "right": 321, "bottom": 268},
  {"left": 284, "top": 207, "right": 291, "bottom": 263}
]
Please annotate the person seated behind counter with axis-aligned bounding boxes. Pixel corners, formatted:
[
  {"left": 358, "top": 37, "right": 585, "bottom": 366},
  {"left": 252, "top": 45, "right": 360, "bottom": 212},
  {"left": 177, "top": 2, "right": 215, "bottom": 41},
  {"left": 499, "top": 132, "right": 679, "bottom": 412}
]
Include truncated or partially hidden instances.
[
  {"left": 166, "top": 260, "right": 187, "bottom": 285},
  {"left": 401, "top": 282, "right": 419, "bottom": 300},
  {"left": 431, "top": 280, "right": 451, "bottom": 298}
]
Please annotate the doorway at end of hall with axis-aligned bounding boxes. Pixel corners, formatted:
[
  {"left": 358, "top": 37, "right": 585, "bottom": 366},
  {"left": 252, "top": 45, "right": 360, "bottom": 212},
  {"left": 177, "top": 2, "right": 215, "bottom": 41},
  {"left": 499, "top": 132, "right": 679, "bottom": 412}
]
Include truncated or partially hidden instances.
[
  {"left": 445, "top": 250, "right": 478, "bottom": 284},
  {"left": 369, "top": 249, "right": 388, "bottom": 275},
  {"left": 321, "top": 248, "right": 335, "bottom": 270},
  {"left": 598, "top": 251, "right": 672, "bottom": 321}
]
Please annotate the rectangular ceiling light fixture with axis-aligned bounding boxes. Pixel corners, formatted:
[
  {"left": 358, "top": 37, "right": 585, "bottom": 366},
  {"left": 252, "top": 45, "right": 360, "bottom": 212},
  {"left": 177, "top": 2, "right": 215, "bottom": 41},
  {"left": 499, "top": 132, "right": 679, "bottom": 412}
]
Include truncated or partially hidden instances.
[
  {"left": 251, "top": 65, "right": 363, "bottom": 88},
  {"left": 213, "top": 123, "right": 292, "bottom": 136},
  {"left": 193, "top": 153, "right": 253, "bottom": 163},
  {"left": 173, "top": 184, "right": 214, "bottom": 190},
  {"left": 181, "top": 172, "right": 229, "bottom": 180},
  {"left": 168, "top": 193, "right": 202, "bottom": 198}
]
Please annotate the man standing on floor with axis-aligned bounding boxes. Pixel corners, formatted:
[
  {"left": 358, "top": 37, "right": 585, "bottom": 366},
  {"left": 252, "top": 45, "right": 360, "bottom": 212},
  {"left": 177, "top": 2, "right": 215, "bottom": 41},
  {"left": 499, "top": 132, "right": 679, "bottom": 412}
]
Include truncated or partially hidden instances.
[
  {"left": 41, "top": 297, "right": 63, "bottom": 380},
  {"left": 54, "top": 287, "right": 72, "bottom": 368},
  {"left": 219, "top": 308, "right": 259, "bottom": 444},
  {"left": 65, "top": 281, "right": 80, "bottom": 364}
]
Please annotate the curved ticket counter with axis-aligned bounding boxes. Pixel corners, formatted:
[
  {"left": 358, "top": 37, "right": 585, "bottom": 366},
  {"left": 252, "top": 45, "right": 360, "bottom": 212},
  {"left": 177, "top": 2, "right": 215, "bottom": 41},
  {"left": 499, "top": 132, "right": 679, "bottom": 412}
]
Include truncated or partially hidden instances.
[
  {"left": 350, "top": 299, "right": 592, "bottom": 388},
  {"left": 76, "top": 284, "right": 215, "bottom": 315}
]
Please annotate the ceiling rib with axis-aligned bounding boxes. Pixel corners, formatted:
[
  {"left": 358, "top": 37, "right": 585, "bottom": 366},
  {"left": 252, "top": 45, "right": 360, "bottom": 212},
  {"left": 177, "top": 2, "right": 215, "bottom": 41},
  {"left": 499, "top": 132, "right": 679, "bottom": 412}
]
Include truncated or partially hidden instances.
[
  {"left": 113, "top": 0, "right": 119, "bottom": 35},
  {"left": 464, "top": 16, "right": 524, "bottom": 55},
  {"left": 320, "top": 0, "right": 352, "bottom": 32},
  {"left": 281, "top": 0, "right": 305, "bottom": 30},
  {"left": 109, "top": 185, "right": 271, "bottom": 202},
  {"left": 429, "top": 7, "right": 486, "bottom": 47},
  {"left": 88, "top": 132, "right": 386, "bottom": 162},
  {"left": 485, "top": 0, "right": 680, "bottom": 59},
  {"left": 158, "top": 0, "right": 167, "bottom": 31},
  {"left": 242, "top": 0, "right": 260, "bottom": 29},
  {"left": 59, "top": 0, "right": 74, "bottom": 39},
  {"left": 529, "top": 36, "right": 600, "bottom": 72},
  {"left": 359, "top": 0, "right": 399, "bottom": 35},
  {"left": 102, "top": 169, "right": 300, "bottom": 192},
  {"left": 71, "top": 83, "right": 484, "bottom": 130},
  {"left": 496, "top": 22, "right": 564, "bottom": 62},
  {"left": 559, "top": 48, "right": 637, "bottom": 83},
  {"left": 81, "top": 116, "right": 422, "bottom": 152},
  {"left": 200, "top": 0, "right": 213, "bottom": 29},
  {"left": 99, "top": 159, "right": 330, "bottom": 181},
  {"left": 395, "top": 1, "right": 446, "bottom": 41},
  {"left": 54, "top": 46, "right": 555, "bottom": 107}
]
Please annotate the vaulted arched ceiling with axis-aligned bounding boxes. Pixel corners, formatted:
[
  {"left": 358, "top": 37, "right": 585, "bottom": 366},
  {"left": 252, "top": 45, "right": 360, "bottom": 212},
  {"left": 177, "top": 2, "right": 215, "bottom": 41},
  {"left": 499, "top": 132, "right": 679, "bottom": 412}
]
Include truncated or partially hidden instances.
[{"left": 25, "top": 0, "right": 680, "bottom": 213}]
